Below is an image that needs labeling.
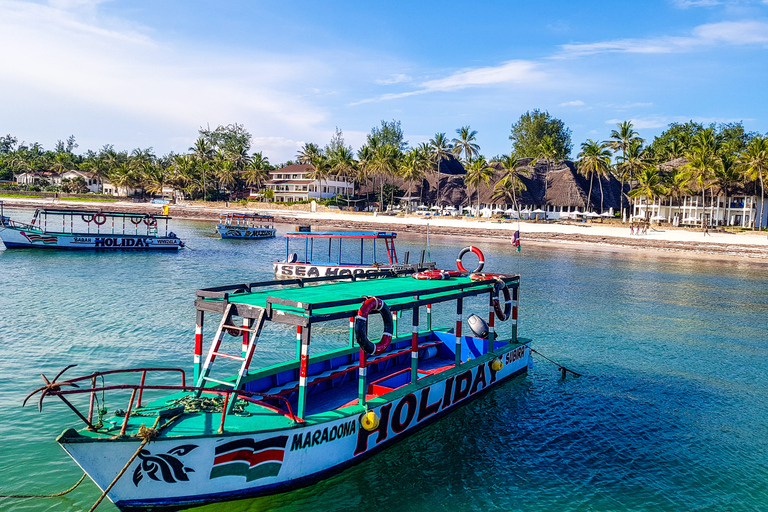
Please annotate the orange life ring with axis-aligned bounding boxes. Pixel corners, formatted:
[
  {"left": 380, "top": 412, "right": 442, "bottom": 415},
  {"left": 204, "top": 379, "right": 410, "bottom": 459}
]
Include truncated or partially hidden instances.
[
  {"left": 469, "top": 272, "right": 502, "bottom": 282},
  {"left": 354, "top": 297, "right": 393, "bottom": 355},
  {"left": 412, "top": 269, "right": 463, "bottom": 280},
  {"left": 456, "top": 246, "right": 484, "bottom": 273},
  {"left": 93, "top": 213, "right": 107, "bottom": 226},
  {"left": 143, "top": 214, "right": 157, "bottom": 227}
]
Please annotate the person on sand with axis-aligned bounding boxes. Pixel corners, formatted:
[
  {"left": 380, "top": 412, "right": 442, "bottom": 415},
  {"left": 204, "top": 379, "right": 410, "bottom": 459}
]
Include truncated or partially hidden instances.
[
  {"left": 704, "top": 225, "right": 710, "bottom": 236},
  {"left": 643, "top": 223, "right": 648, "bottom": 235},
  {"left": 630, "top": 223, "right": 634, "bottom": 235}
]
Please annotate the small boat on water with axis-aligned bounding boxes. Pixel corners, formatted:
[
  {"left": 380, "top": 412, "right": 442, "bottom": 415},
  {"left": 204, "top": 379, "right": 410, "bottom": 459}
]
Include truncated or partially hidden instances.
[
  {"left": 24, "top": 248, "right": 529, "bottom": 510},
  {"left": 275, "top": 230, "right": 424, "bottom": 278},
  {"left": 216, "top": 213, "right": 276, "bottom": 239},
  {"left": 0, "top": 207, "right": 184, "bottom": 250}
]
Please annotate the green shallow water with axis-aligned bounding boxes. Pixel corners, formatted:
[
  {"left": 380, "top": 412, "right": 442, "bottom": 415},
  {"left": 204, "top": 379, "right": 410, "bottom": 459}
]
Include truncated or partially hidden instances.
[{"left": 1, "top": 207, "right": 768, "bottom": 511}]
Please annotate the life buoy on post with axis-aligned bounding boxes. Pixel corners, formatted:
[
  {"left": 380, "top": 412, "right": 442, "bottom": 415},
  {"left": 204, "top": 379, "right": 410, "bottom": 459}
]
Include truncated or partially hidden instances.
[
  {"left": 81, "top": 214, "right": 94, "bottom": 223},
  {"left": 492, "top": 278, "right": 512, "bottom": 321},
  {"left": 130, "top": 216, "right": 142, "bottom": 225},
  {"left": 143, "top": 214, "right": 157, "bottom": 227},
  {"left": 93, "top": 213, "right": 107, "bottom": 226},
  {"left": 456, "top": 246, "right": 484, "bottom": 273},
  {"left": 354, "top": 297, "right": 393, "bottom": 355}
]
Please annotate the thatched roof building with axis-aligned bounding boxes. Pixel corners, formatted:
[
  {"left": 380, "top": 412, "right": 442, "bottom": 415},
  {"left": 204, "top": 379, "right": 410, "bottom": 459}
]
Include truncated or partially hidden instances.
[{"left": 383, "top": 157, "right": 622, "bottom": 212}]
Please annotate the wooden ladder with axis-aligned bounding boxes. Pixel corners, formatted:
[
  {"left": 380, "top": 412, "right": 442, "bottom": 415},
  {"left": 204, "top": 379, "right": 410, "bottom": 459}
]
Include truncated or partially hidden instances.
[{"left": 195, "top": 304, "right": 266, "bottom": 413}]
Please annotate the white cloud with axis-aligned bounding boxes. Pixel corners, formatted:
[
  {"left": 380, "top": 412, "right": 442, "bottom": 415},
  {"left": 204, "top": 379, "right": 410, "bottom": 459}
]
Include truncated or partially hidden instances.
[
  {"left": 0, "top": 0, "right": 329, "bottom": 160},
  {"left": 671, "top": 0, "right": 723, "bottom": 7},
  {"left": 353, "top": 60, "right": 546, "bottom": 105},
  {"left": 558, "top": 20, "right": 768, "bottom": 56},
  {"left": 559, "top": 100, "right": 585, "bottom": 107},
  {"left": 375, "top": 74, "right": 412, "bottom": 85}
]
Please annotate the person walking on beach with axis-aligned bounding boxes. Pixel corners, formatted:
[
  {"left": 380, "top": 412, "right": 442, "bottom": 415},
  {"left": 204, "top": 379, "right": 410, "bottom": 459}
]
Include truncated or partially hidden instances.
[
  {"left": 630, "top": 223, "right": 634, "bottom": 235},
  {"left": 704, "top": 225, "right": 710, "bottom": 236},
  {"left": 643, "top": 223, "right": 648, "bottom": 235}
]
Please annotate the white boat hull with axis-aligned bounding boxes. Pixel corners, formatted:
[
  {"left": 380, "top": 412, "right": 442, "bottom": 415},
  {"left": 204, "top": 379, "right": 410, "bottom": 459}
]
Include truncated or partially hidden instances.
[
  {"left": 273, "top": 262, "right": 409, "bottom": 278},
  {"left": 217, "top": 225, "right": 276, "bottom": 239},
  {"left": 59, "top": 345, "right": 530, "bottom": 509},
  {"left": 0, "top": 226, "right": 183, "bottom": 250}
]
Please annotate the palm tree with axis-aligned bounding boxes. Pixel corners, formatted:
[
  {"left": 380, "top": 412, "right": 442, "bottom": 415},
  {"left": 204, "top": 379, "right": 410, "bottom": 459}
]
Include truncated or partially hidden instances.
[
  {"left": 664, "top": 168, "right": 693, "bottom": 223},
  {"left": 307, "top": 154, "right": 331, "bottom": 200},
  {"left": 399, "top": 148, "right": 427, "bottom": 211},
  {"left": 452, "top": 126, "right": 480, "bottom": 165},
  {"left": 369, "top": 144, "right": 400, "bottom": 210},
  {"left": 684, "top": 129, "right": 720, "bottom": 226},
  {"left": 296, "top": 143, "right": 321, "bottom": 165},
  {"left": 629, "top": 167, "right": 667, "bottom": 217},
  {"left": 740, "top": 136, "right": 768, "bottom": 230},
  {"left": 428, "top": 133, "right": 452, "bottom": 207},
  {"left": 492, "top": 154, "right": 529, "bottom": 214},
  {"left": 492, "top": 175, "right": 528, "bottom": 215},
  {"left": 712, "top": 153, "right": 743, "bottom": 226},
  {"left": 615, "top": 139, "right": 646, "bottom": 217},
  {"left": 608, "top": 121, "right": 642, "bottom": 174},
  {"left": 577, "top": 140, "right": 612, "bottom": 213},
  {"left": 464, "top": 156, "right": 494, "bottom": 216},
  {"left": 190, "top": 137, "right": 214, "bottom": 200}
]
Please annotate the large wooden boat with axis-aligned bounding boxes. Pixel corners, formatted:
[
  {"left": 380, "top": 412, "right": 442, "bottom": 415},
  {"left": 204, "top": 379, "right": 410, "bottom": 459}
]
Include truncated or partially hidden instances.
[
  {"left": 216, "top": 213, "right": 276, "bottom": 239},
  {"left": 25, "top": 249, "right": 528, "bottom": 510},
  {"left": 275, "top": 231, "right": 423, "bottom": 278},
  {"left": 0, "top": 208, "right": 184, "bottom": 250}
]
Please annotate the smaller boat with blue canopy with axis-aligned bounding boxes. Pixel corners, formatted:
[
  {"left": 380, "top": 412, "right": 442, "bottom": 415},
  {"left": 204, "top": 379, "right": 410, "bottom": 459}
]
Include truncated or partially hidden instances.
[
  {"left": 274, "top": 231, "right": 428, "bottom": 278},
  {"left": 216, "top": 213, "right": 276, "bottom": 239}
]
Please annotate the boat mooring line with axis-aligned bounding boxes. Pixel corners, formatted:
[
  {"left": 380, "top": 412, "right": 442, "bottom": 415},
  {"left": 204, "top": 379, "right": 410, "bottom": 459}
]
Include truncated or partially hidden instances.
[
  {"left": 0, "top": 473, "right": 87, "bottom": 499},
  {"left": 529, "top": 347, "right": 582, "bottom": 378}
]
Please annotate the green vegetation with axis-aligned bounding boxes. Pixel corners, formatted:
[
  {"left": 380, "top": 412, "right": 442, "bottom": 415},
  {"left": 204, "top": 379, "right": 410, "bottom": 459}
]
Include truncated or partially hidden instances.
[{"left": 1, "top": 114, "right": 767, "bottom": 228}]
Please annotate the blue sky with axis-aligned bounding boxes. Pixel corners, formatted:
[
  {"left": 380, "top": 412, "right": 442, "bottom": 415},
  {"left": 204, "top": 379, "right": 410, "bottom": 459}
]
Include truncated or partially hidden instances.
[{"left": 1, "top": 0, "right": 767, "bottom": 164}]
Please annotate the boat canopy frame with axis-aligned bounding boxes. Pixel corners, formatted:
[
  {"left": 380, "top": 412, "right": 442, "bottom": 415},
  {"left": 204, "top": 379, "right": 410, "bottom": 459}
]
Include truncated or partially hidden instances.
[
  {"left": 19, "top": 208, "right": 174, "bottom": 236},
  {"left": 218, "top": 213, "right": 275, "bottom": 229},
  {"left": 283, "top": 231, "right": 399, "bottom": 267},
  {"left": 194, "top": 269, "right": 520, "bottom": 418}
]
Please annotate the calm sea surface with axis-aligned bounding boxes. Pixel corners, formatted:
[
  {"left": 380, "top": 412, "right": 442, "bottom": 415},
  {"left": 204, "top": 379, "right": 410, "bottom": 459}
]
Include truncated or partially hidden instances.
[{"left": 1, "top": 206, "right": 767, "bottom": 512}]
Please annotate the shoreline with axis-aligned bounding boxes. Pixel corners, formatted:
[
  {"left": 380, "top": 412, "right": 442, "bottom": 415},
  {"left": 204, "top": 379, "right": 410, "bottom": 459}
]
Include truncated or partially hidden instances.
[{"left": 2, "top": 197, "right": 768, "bottom": 261}]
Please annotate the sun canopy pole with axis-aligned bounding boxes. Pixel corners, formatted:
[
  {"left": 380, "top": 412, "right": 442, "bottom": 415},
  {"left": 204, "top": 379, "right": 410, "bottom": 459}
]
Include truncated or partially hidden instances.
[{"left": 297, "top": 325, "right": 311, "bottom": 418}]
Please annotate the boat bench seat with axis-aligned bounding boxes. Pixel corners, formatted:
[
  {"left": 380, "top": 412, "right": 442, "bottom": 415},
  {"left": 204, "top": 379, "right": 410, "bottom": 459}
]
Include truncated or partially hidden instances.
[{"left": 262, "top": 341, "right": 442, "bottom": 397}]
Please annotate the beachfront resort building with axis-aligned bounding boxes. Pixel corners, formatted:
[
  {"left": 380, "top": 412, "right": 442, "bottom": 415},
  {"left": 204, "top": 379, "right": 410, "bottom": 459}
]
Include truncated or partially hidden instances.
[
  {"left": 631, "top": 193, "right": 768, "bottom": 228},
  {"left": 256, "top": 164, "right": 355, "bottom": 203},
  {"left": 15, "top": 170, "right": 103, "bottom": 193}
]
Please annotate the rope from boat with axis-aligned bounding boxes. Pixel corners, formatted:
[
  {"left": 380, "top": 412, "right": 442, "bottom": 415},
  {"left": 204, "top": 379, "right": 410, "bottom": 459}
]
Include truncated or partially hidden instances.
[
  {"left": 0, "top": 473, "right": 87, "bottom": 498},
  {"left": 89, "top": 414, "right": 181, "bottom": 511},
  {"left": 528, "top": 346, "right": 582, "bottom": 378}
]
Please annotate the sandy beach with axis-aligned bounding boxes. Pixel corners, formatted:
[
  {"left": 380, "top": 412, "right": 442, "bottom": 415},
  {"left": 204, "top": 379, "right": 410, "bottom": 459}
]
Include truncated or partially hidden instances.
[{"left": 3, "top": 196, "right": 768, "bottom": 260}]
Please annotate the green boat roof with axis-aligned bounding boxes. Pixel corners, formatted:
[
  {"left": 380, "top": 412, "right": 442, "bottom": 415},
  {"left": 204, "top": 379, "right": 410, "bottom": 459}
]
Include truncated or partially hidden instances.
[{"left": 197, "top": 273, "right": 519, "bottom": 324}]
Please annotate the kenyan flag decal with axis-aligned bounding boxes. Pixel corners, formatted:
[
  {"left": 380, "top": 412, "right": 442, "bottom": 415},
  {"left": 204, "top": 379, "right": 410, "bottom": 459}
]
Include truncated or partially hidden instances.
[{"left": 210, "top": 436, "right": 288, "bottom": 482}]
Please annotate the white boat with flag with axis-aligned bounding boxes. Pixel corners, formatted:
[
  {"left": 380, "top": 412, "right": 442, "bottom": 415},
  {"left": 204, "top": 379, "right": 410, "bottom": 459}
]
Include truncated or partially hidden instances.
[
  {"left": 0, "top": 207, "right": 184, "bottom": 250},
  {"left": 216, "top": 213, "right": 276, "bottom": 239},
  {"left": 24, "top": 247, "right": 530, "bottom": 510}
]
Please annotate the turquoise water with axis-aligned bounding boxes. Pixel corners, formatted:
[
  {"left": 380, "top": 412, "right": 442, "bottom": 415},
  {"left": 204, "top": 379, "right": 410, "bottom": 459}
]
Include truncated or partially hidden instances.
[{"left": 1, "top": 206, "right": 768, "bottom": 511}]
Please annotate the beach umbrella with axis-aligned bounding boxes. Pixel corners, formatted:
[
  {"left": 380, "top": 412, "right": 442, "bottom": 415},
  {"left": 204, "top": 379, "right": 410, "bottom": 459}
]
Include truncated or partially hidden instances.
[
  {"left": 651, "top": 215, "right": 666, "bottom": 221},
  {"left": 585, "top": 212, "right": 599, "bottom": 218},
  {"left": 600, "top": 211, "right": 614, "bottom": 217}
]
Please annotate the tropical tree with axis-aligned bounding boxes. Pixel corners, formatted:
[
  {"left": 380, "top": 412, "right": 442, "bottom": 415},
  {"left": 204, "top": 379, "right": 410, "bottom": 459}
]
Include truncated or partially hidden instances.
[
  {"left": 452, "top": 126, "right": 480, "bottom": 165},
  {"left": 428, "top": 133, "right": 452, "bottom": 207},
  {"left": 740, "top": 136, "right": 768, "bottom": 230},
  {"left": 398, "top": 148, "right": 427, "bottom": 210},
  {"left": 510, "top": 109, "right": 573, "bottom": 159},
  {"left": 577, "top": 140, "right": 612, "bottom": 213},
  {"left": 464, "top": 156, "right": 494, "bottom": 216},
  {"left": 664, "top": 168, "right": 693, "bottom": 223},
  {"left": 492, "top": 153, "right": 529, "bottom": 213},
  {"left": 368, "top": 144, "right": 400, "bottom": 210},
  {"left": 615, "top": 139, "right": 646, "bottom": 216},
  {"left": 190, "top": 137, "right": 214, "bottom": 199},
  {"left": 684, "top": 129, "right": 720, "bottom": 226},
  {"left": 629, "top": 167, "right": 667, "bottom": 218},
  {"left": 296, "top": 143, "right": 321, "bottom": 165}
]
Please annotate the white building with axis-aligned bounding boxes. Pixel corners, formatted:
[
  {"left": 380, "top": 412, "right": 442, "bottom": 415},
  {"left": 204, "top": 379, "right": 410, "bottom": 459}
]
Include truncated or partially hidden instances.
[
  {"left": 257, "top": 164, "right": 355, "bottom": 203},
  {"left": 632, "top": 193, "right": 768, "bottom": 228}
]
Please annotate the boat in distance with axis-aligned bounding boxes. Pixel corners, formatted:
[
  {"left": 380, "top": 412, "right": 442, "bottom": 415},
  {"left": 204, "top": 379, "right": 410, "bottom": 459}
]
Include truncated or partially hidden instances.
[
  {"left": 216, "top": 213, "right": 276, "bottom": 239},
  {"left": 0, "top": 206, "right": 184, "bottom": 250},
  {"left": 275, "top": 230, "right": 424, "bottom": 278},
  {"left": 25, "top": 248, "right": 529, "bottom": 510}
]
